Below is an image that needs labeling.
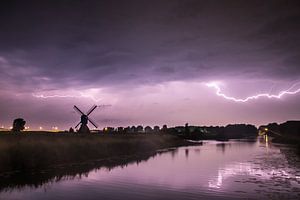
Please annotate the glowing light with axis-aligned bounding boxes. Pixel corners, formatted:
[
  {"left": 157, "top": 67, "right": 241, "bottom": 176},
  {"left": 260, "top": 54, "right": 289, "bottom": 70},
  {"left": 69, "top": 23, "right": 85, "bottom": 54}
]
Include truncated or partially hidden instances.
[
  {"left": 263, "top": 134, "right": 269, "bottom": 148},
  {"left": 265, "top": 134, "right": 268, "bottom": 143},
  {"left": 206, "top": 82, "right": 300, "bottom": 102},
  {"left": 39, "top": 126, "right": 43, "bottom": 130},
  {"left": 52, "top": 126, "right": 59, "bottom": 132}
]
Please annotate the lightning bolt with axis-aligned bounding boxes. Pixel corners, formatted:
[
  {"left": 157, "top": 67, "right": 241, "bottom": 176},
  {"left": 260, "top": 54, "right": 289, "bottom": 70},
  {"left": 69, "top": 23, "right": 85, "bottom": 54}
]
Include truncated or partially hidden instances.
[
  {"left": 206, "top": 82, "right": 300, "bottom": 102},
  {"left": 32, "top": 93, "right": 102, "bottom": 102}
]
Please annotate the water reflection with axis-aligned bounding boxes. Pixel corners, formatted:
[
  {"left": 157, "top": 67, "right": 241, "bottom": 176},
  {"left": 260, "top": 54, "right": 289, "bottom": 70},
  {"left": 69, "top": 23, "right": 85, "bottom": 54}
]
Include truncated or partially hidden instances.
[
  {"left": 216, "top": 143, "right": 231, "bottom": 153},
  {"left": 0, "top": 153, "right": 157, "bottom": 192},
  {"left": 171, "top": 149, "right": 178, "bottom": 158},
  {"left": 185, "top": 149, "right": 189, "bottom": 158},
  {"left": 194, "top": 148, "right": 200, "bottom": 155},
  {"left": 1, "top": 139, "right": 300, "bottom": 200},
  {"left": 208, "top": 162, "right": 298, "bottom": 189}
]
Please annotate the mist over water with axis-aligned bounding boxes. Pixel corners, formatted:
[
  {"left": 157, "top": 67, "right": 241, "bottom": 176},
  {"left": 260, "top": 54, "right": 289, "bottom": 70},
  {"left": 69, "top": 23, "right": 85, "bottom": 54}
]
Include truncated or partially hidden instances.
[{"left": 1, "top": 138, "right": 300, "bottom": 200}]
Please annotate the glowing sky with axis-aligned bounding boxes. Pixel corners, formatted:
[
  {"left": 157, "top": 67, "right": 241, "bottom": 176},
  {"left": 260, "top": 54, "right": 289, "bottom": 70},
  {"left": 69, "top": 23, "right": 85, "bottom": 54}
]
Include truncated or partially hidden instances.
[{"left": 0, "top": 0, "right": 300, "bottom": 130}]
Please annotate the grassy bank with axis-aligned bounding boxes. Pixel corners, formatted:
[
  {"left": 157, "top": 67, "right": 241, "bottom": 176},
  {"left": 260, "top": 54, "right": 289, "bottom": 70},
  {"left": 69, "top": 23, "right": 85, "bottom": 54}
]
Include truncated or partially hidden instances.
[
  {"left": 271, "top": 136, "right": 300, "bottom": 155},
  {"left": 0, "top": 132, "right": 191, "bottom": 173}
]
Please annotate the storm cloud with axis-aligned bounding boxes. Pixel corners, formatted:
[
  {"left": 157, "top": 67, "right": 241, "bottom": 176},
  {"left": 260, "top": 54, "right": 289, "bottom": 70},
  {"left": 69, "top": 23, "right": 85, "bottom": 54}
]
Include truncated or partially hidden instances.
[{"left": 0, "top": 0, "right": 299, "bottom": 129}]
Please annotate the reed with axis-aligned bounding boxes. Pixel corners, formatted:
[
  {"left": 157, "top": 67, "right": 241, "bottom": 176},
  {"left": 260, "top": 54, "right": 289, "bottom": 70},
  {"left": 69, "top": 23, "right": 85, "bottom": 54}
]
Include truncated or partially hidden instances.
[{"left": 0, "top": 132, "right": 190, "bottom": 173}]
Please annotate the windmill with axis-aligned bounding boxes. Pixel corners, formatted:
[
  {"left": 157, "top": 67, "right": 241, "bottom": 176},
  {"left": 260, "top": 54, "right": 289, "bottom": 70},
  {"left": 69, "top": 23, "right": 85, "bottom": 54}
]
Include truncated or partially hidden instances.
[{"left": 73, "top": 105, "right": 98, "bottom": 133}]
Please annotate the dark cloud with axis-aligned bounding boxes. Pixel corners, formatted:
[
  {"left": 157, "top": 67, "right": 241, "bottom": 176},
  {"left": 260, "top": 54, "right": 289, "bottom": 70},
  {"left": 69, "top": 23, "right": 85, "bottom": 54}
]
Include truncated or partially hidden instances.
[{"left": 0, "top": 0, "right": 299, "bottom": 91}]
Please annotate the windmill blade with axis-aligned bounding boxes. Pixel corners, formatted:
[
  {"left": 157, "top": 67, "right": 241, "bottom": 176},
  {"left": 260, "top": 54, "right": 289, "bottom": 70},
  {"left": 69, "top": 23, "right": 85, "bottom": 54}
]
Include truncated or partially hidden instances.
[
  {"left": 88, "top": 118, "right": 98, "bottom": 128},
  {"left": 73, "top": 105, "right": 84, "bottom": 115},
  {"left": 87, "top": 105, "right": 97, "bottom": 116},
  {"left": 75, "top": 122, "right": 81, "bottom": 129}
]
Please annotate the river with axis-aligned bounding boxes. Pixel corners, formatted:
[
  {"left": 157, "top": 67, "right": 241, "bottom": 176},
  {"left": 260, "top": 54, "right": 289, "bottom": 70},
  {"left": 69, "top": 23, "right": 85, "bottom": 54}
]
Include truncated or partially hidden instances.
[{"left": 1, "top": 137, "right": 300, "bottom": 199}]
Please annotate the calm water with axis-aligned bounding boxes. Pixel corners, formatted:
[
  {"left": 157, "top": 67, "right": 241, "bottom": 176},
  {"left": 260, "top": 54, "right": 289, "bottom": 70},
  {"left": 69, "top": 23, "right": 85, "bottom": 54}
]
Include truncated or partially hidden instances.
[{"left": 1, "top": 137, "right": 300, "bottom": 199}]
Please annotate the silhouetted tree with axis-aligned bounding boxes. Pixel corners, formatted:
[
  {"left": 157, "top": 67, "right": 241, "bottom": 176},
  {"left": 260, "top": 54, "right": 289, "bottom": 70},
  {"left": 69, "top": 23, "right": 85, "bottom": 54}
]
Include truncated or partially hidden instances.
[
  {"left": 185, "top": 123, "right": 190, "bottom": 136},
  {"left": 137, "top": 125, "right": 143, "bottom": 133},
  {"left": 69, "top": 127, "right": 74, "bottom": 133},
  {"left": 280, "top": 121, "right": 300, "bottom": 136},
  {"left": 117, "top": 127, "right": 124, "bottom": 133},
  {"left": 224, "top": 124, "right": 257, "bottom": 139},
  {"left": 12, "top": 118, "right": 26, "bottom": 133},
  {"left": 153, "top": 126, "right": 160, "bottom": 133},
  {"left": 162, "top": 124, "right": 168, "bottom": 132},
  {"left": 130, "top": 126, "right": 136, "bottom": 133},
  {"left": 124, "top": 126, "right": 130, "bottom": 134},
  {"left": 144, "top": 126, "right": 152, "bottom": 133}
]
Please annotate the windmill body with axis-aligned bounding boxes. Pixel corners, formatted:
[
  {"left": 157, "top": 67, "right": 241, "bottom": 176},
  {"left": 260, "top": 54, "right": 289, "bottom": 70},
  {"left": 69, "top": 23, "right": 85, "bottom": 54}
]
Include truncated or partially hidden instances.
[{"left": 73, "top": 105, "right": 98, "bottom": 133}]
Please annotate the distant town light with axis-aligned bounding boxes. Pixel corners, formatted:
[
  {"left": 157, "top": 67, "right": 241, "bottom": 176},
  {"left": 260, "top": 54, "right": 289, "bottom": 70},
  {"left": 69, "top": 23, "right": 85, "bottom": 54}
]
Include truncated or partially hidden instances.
[{"left": 264, "top": 128, "right": 268, "bottom": 131}]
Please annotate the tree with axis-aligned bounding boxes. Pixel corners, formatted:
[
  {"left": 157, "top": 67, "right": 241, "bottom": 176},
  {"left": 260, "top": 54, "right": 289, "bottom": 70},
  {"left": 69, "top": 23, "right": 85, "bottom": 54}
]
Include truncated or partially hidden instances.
[
  {"left": 162, "top": 124, "right": 168, "bottom": 131},
  {"left": 153, "top": 126, "right": 160, "bottom": 133},
  {"left": 137, "top": 125, "right": 144, "bottom": 133},
  {"left": 12, "top": 118, "right": 26, "bottom": 133},
  {"left": 144, "top": 126, "right": 153, "bottom": 133}
]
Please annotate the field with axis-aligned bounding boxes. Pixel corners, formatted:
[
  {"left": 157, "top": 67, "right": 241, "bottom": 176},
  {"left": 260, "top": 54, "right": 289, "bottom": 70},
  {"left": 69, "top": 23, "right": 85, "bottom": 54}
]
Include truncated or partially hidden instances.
[{"left": 0, "top": 132, "right": 191, "bottom": 173}]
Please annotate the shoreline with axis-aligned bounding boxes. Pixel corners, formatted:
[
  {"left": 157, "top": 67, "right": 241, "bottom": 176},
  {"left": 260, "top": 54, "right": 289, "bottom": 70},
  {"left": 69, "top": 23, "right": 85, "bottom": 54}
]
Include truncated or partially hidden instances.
[
  {"left": 0, "top": 133, "right": 194, "bottom": 174},
  {"left": 0, "top": 133, "right": 298, "bottom": 191},
  {"left": 0, "top": 133, "right": 196, "bottom": 191}
]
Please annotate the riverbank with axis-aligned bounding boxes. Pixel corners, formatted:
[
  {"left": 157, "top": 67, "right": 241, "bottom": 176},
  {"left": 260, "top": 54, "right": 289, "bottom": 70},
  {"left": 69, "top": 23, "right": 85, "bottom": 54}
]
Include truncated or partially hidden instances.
[
  {"left": 0, "top": 132, "right": 193, "bottom": 174},
  {"left": 271, "top": 136, "right": 300, "bottom": 155},
  {"left": 2, "top": 138, "right": 299, "bottom": 199},
  {"left": 260, "top": 121, "right": 300, "bottom": 154}
]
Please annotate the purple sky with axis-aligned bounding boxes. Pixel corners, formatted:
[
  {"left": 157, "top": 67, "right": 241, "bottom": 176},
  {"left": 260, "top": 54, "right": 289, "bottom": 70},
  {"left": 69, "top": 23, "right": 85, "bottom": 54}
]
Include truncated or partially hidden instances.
[{"left": 0, "top": 0, "right": 300, "bottom": 130}]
